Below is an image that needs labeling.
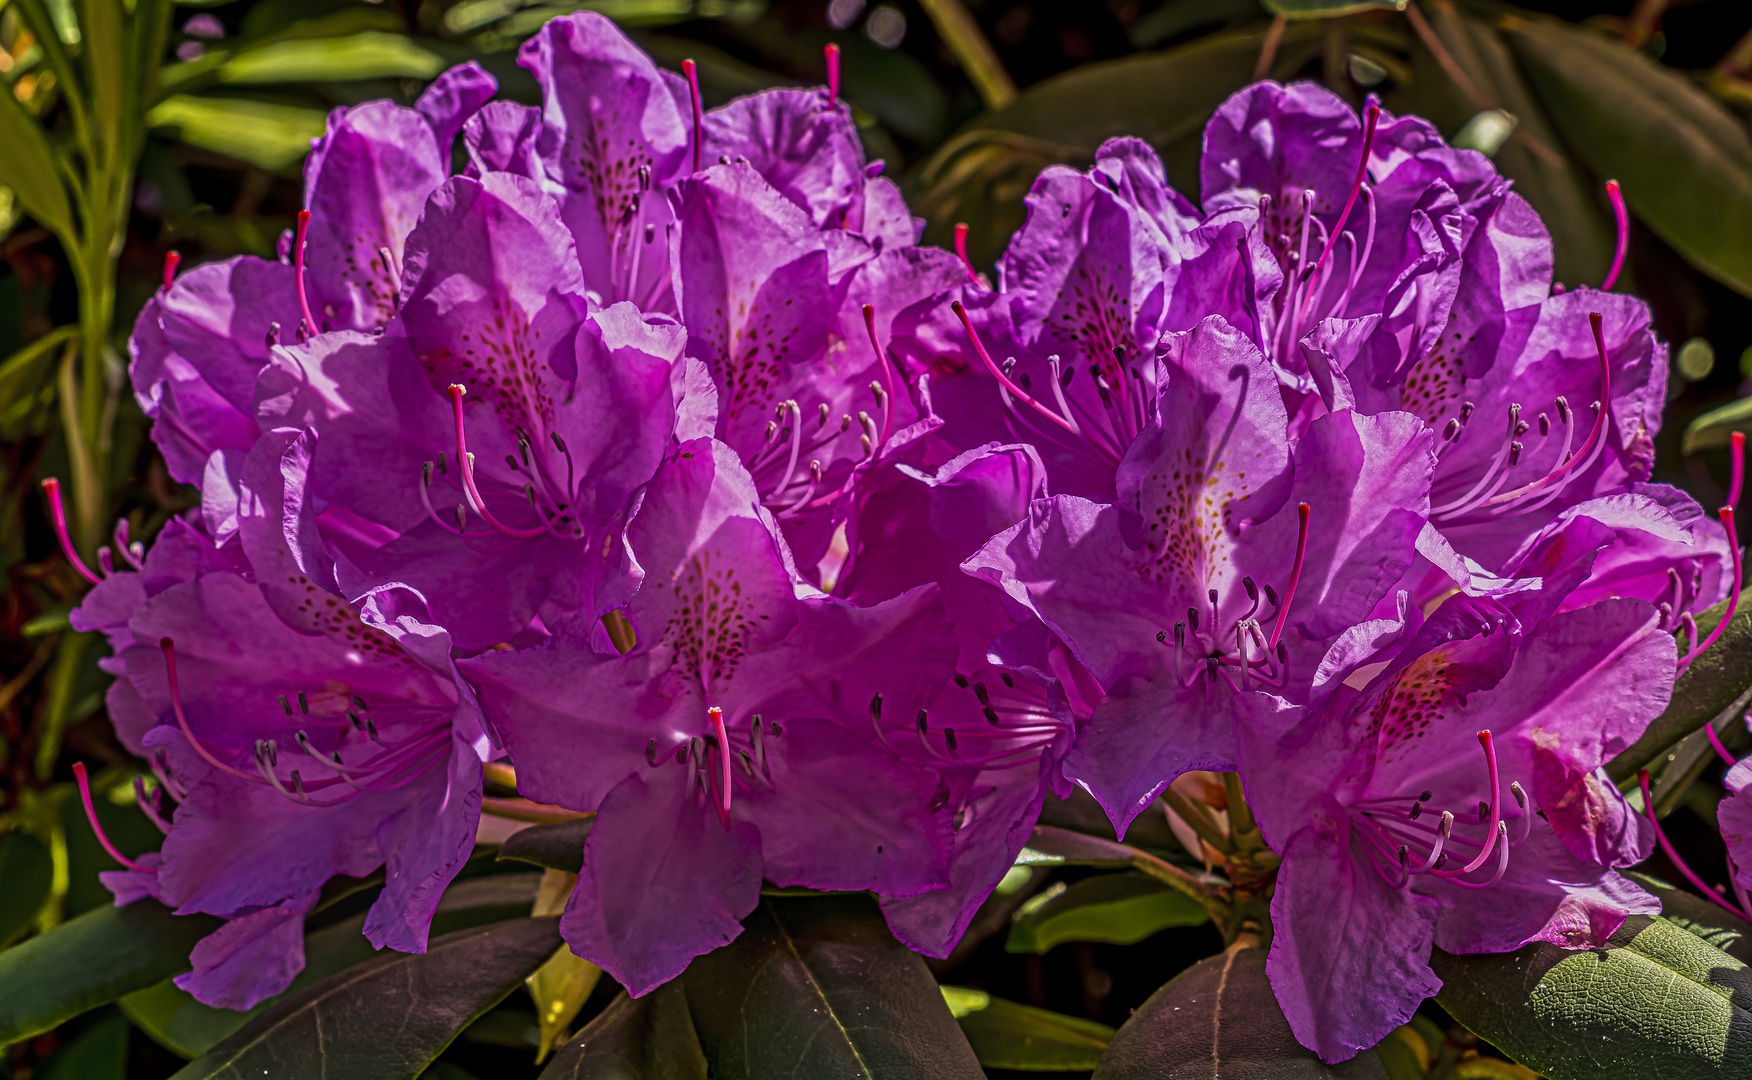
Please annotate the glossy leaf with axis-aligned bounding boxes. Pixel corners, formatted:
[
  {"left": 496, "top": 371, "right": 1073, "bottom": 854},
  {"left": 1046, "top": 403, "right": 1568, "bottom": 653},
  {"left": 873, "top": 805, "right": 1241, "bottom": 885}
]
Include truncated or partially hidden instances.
[
  {"left": 1607, "top": 587, "right": 1752, "bottom": 783},
  {"left": 1503, "top": 17, "right": 1752, "bottom": 298},
  {"left": 942, "top": 986, "right": 1114, "bottom": 1071},
  {"left": 1093, "top": 942, "right": 1388, "bottom": 1078},
  {"left": 122, "top": 872, "right": 542, "bottom": 1059},
  {"left": 1683, "top": 396, "right": 1752, "bottom": 455},
  {"left": 1006, "top": 872, "right": 1208, "bottom": 954},
  {"left": 35, "top": 1010, "right": 130, "bottom": 1080},
  {"left": 1433, "top": 915, "right": 1752, "bottom": 1080},
  {"left": 169, "top": 916, "right": 560, "bottom": 1080},
  {"left": 498, "top": 817, "right": 595, "bottom": 874},
  {"left": 145, "top": 95, "right": 327, "bottom": 171},
  {"left": 213, "top": 32, "right": 447, "bottom": 85},
  {"left": 539, "top": 983, "right": 707, "bottom": 1080},
  {"left": 682, "top": 894, "right": 985, "bottom": 1079},
  {"left": 527, "top": 870, "right": 599, "bottom": 1063},
  {"left": 1629, "top": 872, "right": 1752, "bottom": 964},
  {"left": 0, "top": 832, "right": 53, "bottom": 947},
  {"left": 0, "top": 900, "right": 222, "bottom": 1046}
]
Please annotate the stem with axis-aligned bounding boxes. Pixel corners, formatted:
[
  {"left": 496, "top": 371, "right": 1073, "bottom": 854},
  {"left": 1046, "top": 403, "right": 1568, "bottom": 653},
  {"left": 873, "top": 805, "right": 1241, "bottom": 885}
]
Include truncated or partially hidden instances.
[
  {"left": 1162, "top": 786, "right": 1235, "bottom": 854},
  {"left": 914, "top": 0, "right": 1017, "bottom": 110}
]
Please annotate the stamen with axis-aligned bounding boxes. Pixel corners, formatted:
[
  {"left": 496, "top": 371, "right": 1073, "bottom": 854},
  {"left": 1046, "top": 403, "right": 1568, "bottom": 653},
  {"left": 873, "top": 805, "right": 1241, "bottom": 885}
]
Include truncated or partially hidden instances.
[
  {"left": 1474, "top": 314, "right": 1614, "bottom": 512},
  {"left": 1680, "top": 431, "right": 1744, "bottom": 669},
  {"left": 1440, "top": 731, "right": 1501, "bottom": 876},
  {"left": 162, "top": 637, "right": 264, "bottom": 783},
  {"left": 445, "top": 385, "right": 552, "bottom": 539},
  {"left": 1509, "top": 782, "right": 1533, "bottom": 844},
  {"left": 1706, "top": 721, "right": 1738, "bottom": 768},
  {"left": 953, "top": 223, "right": 980, "bottom": 285},
  {"left": 1307, "top": 103, "right": 1380, "bottom": 286},
  {"left": 861, "top": 305, "right": 898, "bottom": 446},
  {"left": 1602, "top": 179, "right": 1628, "bottom": 292},
  {"left": 1268, "top": 503, "right": 1311, "bottom": 649},
  {"left": 952, "top": 301, "right": 1085, "bottom": 444},
  {"left": 114, "top": 519, "right": 144, "bottom": 569},
  {"left": 162, "top": 251, "right": 180, "bottom": 290},
  {"left": 97, "top": 547, "right": 114, "bottom": 576},
  {"left": 41, "top": 479, "right": 101, "bottom": 585},
  {"left": 708, "top": 705, "right": 732, "bottom": 829},
  {"left": 293, "top": 209, "right": 316, "bottom": 338},
  {"left": 73, "top": 763, "right": 156, "bottom": 873},
  {"left": 1638, "top": 770, "right": 1751, "bottom": 920},
  {"left": 824, "top": 42, "right": 840, "bottom": 106},
  {"left": 133, "top": 776, "right": 171, "bottom": 834},
  {"left": 681, "top": 59, "right": 703, "bottom": 174}
]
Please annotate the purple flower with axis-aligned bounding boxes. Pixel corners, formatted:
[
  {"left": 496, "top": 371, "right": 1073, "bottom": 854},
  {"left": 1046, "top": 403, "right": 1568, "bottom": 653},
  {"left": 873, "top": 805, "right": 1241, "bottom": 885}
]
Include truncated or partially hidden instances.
[
  {"left": 967, "top": 315, "right": 1435, "bottom": 836},
  {"left": 1232, "top": 596, "right": 1671, "bottom": 1061},
  {"left": 257, "top": 173, "right": 688, "bottom": 649},
  {"left": 1720, "top": 758, "right": 1752, "bottom": 903},
  {"left": 460, "top": 438, "right": 958, "bottom": 995},
  {"left": 130, "top": 64, "right": 497, "bottom": 484},
  {"left": 73, "top": 445, "right": 492, "bottom": 1010}
]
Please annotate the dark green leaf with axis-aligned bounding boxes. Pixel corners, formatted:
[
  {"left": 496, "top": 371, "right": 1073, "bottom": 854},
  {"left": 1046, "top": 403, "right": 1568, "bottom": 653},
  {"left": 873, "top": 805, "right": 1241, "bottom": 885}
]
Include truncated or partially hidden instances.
[
  {"left": 682, "top": 894, "right": 984, "bottom": 1079},
  {"left": 0, "top": 900, "right": 222, "bottom": 1046},
  {"left": 1093, "top": 942, "right": 1387, "bottom": 1078},
  {"left": 170, "top": 916, "right": 560, "bottom": 1080},
  {"left": 1262, "top": 0, "right": 1396, "bottom": 15},
  {"left": 0, "top": 833, "right": 52, "bottom": 947},
  {"left": 124, "top": 872, "right": 542, "bottom": 1058},
  {"left": 1684, "top": 396, "right": 1752, "bottom": 455},
  {"left": 1630, "top": 872, "right": 1752, "bottom": 964},
  {"left": 1434, "top": 915, "right": 1752, "bottom": 1080},
  {"left": 1006, "top": 872, "right": 1208, "bottom": 954},
  {"left": 498, "top": 817, "right": 594, "bottom": 874},
  {"left": 0, "top": 325, "right": 75, "bottom": 439},
  {"left": 539, "top": 984, "right": 707, "bottom": 1080},
  {"left": 1503, "top": 17, "right": 1752, "bottom": 298},
  {"left": 35, "top": 1010, "right": 130, "bottom": 1080},
  {"left": 1607, "top": 587, "right": 1752, "bottom": 783},
  {"left": 942, "top": 986, "right": 1114, "bottom": 1071},
  {"left": 145, "top": 95, "right": 328, "bottom": 171}
]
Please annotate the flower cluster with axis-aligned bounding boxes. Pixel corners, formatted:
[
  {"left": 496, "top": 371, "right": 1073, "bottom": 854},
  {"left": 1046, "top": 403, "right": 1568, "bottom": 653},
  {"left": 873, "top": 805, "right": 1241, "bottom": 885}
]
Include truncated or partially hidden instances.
[{"left": 61, "top": 14, "right": 1739, "bottom": 1061}]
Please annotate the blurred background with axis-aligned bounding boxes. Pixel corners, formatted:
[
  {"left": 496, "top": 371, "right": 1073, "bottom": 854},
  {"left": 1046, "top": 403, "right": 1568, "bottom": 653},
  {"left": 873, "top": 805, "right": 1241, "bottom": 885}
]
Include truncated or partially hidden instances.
[{"left": 2, "top": 1, "right": 1751, "bottom": 1076}]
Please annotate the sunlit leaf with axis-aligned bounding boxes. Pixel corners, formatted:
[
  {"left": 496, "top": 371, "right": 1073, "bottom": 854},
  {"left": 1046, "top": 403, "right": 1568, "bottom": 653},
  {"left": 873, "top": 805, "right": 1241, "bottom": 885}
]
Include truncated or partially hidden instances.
[
  {"left": 941, "top": 986, "right": 1114, "bottom": 1071},
  {"left": 0, "top": 833, "right": 53, "bottom": 947},
  {"left": 0, "top": 67, "right": 75, "bottom": 239},
  {"left": 145, "top": 95, "right": 327, "bottom": 171},
  {"left": 1006, "top": 872, "right": 1208, "bottom": 954},
  {"left": 213, "top": 32, "right": 447, "bottom": 85}
]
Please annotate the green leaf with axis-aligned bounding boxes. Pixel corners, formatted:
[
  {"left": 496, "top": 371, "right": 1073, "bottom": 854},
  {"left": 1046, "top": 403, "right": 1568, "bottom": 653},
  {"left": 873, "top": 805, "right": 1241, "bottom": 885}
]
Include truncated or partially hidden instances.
[
  {"left": 1435, "top": 915, "right": 1752, "bottom": 1079},
  {"left": 0, "top": 900, "right": 222, "bottom": 1047},
  {"left": 1502, "top": 16, "right": 1752, "bottom": 298},
  {"left": 1630, "top": 872, "right": 1752, "bottom": 964},
  {"left": 942, "top": 987, "right": 1114, "bottom": 1071},
  {"left": 145, "top": 95, "right": 328, "bottom": 171},
  {"left": 1093, "top": 942, "right": 1388, "bottom": 1078},
  {"left": 0, "top": 70, "right": 75, "bottom": 240},
  {"left": 0, "top": 833, "right": 52, "bottom": 947},
  {"left": 170, "top": 916, "right": 560, "bottom": 1080},
  {"left": 682, "top": 894, "right": 985, "bottom": 1079},
  {"left": 1262, "top": 0, "right": 1396, "bottom": 16},
  {"left": 35, "top": 1010, "right": 130, "bottom": 1080},
  {"left": 122, "top": 872, "right": 543, "bottom": 1059},
  {"left": 497, "top": 817, "right": 594, "bottom": 874},
  {"left": 1006, "top": 872, "right": 1208, "bottom": 954},
  {"left": 1684, "top": 396, "right": 1752, "bottom": 455},
  {"left": 78, "top": 0, "right": 127, "bottom": 165},
  {"left": 213, "top": 32, "right": 447, "bottom": 85},
  {"left": 539, "top": 983, "right": 707, "bottom": 1080},
  {"left": 1607, "top": 586, "right": 1752, "bottom": 783}
]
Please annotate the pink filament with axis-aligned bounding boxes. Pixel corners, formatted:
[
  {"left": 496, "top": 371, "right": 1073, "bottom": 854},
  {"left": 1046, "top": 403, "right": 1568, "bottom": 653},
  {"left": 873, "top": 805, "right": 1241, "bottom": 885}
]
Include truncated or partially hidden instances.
[
  {"left": 953, "top": 223, "right": 979, "bottom": 285},
  {"left": 682, "top": 59, "right": 703, "bottom": 174},
  {"left": 1706, "top": 721, "right": 1738, "bottom": 768},
  {"left": 73, "top": 762, "right": 157, "bottom": 874},
  {"left": 1268, "top": 503, "right": 1311, "bottom": 649},
  {"left": 1730, "top": 431, "right": 1745, "bottom": 509},
  {"left": 951, "top": 301, "right": 1080, "bottom": 441},
  {"left": 41, "top": 479, "right": 101, "bottom": 585},
  {"left": 1680, "top": 432, "right": 1744, "bottom": 669},
  {"left": 1639, "top": 769, "right": 1751, "bottom": 920},
  {"left": 162, "top": 251, "right": 180, "bottom": 290},
  {"left": 1479, "top": 312, "right": 1613, "bottom": 509},
  {"left": 825, "top": 43, "right": 840, "bottom": 106},
  {"left": 1603, "top": 180, "right": 1629, "bottom": 291},
  {"left": 446, "top": 384, "right": 551, "bottom": 540},
  {"left": 161, "top": 637, "right": 261, "bottom": 783},
  {"left": 293, "top": 209, "right": 316, "bottom": 337},
  {"left": 1308, "top": 104, "right": 1380, "bottom": 285},
  {"left": 1448, "top": 732, "right": 1502, "bottom": 875},
  {"left": 861, "top": 304, "right": 897, "bottom": 445},
  {"left": 708, "top": 706, "right": 732, "bottom": 829}
]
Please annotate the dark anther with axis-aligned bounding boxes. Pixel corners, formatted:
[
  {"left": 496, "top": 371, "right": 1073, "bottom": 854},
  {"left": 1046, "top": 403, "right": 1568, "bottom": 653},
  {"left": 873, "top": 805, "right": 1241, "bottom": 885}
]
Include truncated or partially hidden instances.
[
  {"left": 279, "top": 695, "right": 292, "bottom": 716},
  {"left": 297, "top": 691, "right": 308, "bottom": 715},
  {"left": 1000, "top": 673, "right": 1015, "bottom": 688},
  {"left": 916, "top": 709, "right": 928, "bottom": 734},
  {"left": 1263, "top": 584, "right": 1280, "bottom": 608},
  {"left": 769, "top": 721, "right": 782, "bottom": 736},
  {"left": 505, "top": 453, "right": 520, "bottom": 470},
  {"left": 1018, "top": 372, "right": 1032, "bottom": 392},
  {"left": 1187, "top": 607, "right": 1200, "bottom": 632},
  {"left": 551, "top": 431, "right": 569, "bottom": 454},
  {"left": 1477, "top": 800, "right": 1490, "bottom": 821},
  {"left": 1059, "top": 365, "right": 1076, "bottom": 389},
  {"left": 1443, "top": 418, "right": 1461, "bottom": 441},
  {"left": 972, "top": 682, "right": 990, "bottom": 706},
  {"left": 1420, "top": 790, "right": 1433, "bottom": 801},
  {"left": 347, "top": 710, "right": 363, "bottom": 730},
  {"left": 1243, "top": 577, "right": 1259, "bottom": 603},
  {"left": 421, "top": 461, "right": 433, "bottom": 487},
  {"left": 266, "top": 322, "right": 281, "bottom": 348},
  {"left": 944, "top": 727, "right": 958, "bottom": 752},
  {"left": 1508, "top": 442, "right": 1523, "bottom": 467},
  {"left": 983, "top": 707, "right": 1001, "bottom": 726},
  {"left": 1275, "top": 642, "right": 1287, "bottom": 664},
  {"left": 1538, "top": 414, "right": 1551, "bottom": 437},
  {"left": 1156, "top": 630, "right": 1167, "bottom": 643},
  {"left": 645, "top": 738, "right": 658, "bottom": 766},
  {"left": 1409, "top": 802, "right": 1424, "bottom": 820},
  {"left": 869, "top": 692, "right": 883, "bottom": 720},
  {"left": 953, "top": 673, "right": 969, "bottom": 688},
  {"left": 1554, "top": 396, "right": 1570, "bottom": 424}
]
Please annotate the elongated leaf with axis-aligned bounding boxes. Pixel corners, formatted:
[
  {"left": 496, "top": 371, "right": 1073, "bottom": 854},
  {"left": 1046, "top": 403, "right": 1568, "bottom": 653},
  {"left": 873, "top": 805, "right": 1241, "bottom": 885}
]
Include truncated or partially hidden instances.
[
  {"left": 1629, "top": 872, "right": 1752, "bottom": 964},
  {"left": 1093, "top": 942, "right": 1387, "bottom": 1078},
  {"left": 36, "top": 1010, "right": 130, "bottom": 1080},
  {"left": 1685, "top": 396, "right": 1752, "bottom": 455},
  {"left": 214, "top": 32, "right": 446, "bottom": 85},
  {"left": 539, "top": 983, "right": 707, "bottom": 1080},
  {"left": 1607, "top": 587, "right": 1752, "bottom": 783},
  {"left": 942, "top": 987, "right": 1114, "bottom": 1071},
  {"left": 682, "top": 894, "right": 984, "bottom": 1079},
  {"left": 1503, "top": 17, "right": 1752, "bottom": 298},
  {"left": 1434, "top": 915, "right": 1752, "bottom": 1079},
  {"left": 1007, "top": 872, "right": 1208, "bottom": 954},
  {"left": 170, "top": 916, "right": 560, "bottom": 1080},
  {"left": 79, "top": 0, "right": 126, "bottom": 166},
  {"left": 1263, "top": 0, "right": 1395, "bottom": 15},
  {"left": 146, "top": 96, "right": 327, "bottom": 171},
  {"left": 0, "top": 900, "right": 222, "bottom": 1046},
  {"left": 122, "top": 872, "right": 542, "bottom": 1059},
  {"left": 0, "top": 74, "right": 74, "bottom": 239},
  {"left": 0, "top": 833, "right": 52, "bottom": 947},
  {"left": 498, "top": 817, "right": 594, "bottom": 874}
]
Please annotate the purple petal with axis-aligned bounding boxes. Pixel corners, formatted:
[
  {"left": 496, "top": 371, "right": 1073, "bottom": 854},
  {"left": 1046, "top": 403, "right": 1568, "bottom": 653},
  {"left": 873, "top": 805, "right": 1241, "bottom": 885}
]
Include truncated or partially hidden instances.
[
  {"left": 415, "top": 61, "right": 498, "bottom": 160},
  {"left": 173, "top": 893, "right": 318, "bottom": 1010}
]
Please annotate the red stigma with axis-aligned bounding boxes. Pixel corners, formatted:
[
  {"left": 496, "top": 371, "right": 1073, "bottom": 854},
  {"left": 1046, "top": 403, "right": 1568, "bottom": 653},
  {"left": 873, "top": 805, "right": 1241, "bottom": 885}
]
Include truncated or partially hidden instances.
[
  {"left": 708, "top": 706, "right": 732, "bottom": 829},
  {"left": 951, "top": 301, "right": 1080, "bottom": 442},
  {"left": 953, "top": 223, "right": 980, "bottom": 286},
  {"left": 41, "top": 478, "right": 101, "bottom": 585},
  {"left": 293, "top": 209, "right": 316, "bottom": 339},
  {"left": 824, "top": 43, "right": 841, "bottom": 106},
  {"left": 162, "top": 251, "right": 180, "bottom": 290},
  {"left": 1268, "top": 503, "right": 1311, "bottom": 649},
  {"left": 73, "top": 762, "right": 157, "bottom": 874},
  {"left": 1602, "top": 180, "right": 1628, "bottom": 292},
  {"left": 682, "top": 59, "right": 703, "bottom": 174}
]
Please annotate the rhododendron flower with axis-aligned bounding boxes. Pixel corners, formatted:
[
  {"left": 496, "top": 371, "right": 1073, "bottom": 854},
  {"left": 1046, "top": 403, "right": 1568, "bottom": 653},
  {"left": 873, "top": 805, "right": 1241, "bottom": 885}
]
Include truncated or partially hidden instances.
[
  {"left": 1233, "top": 596, "right": 1672, "bottom": 1061},
  {"left": 462, "top": 439, "right": 958, "bottom": 994}
]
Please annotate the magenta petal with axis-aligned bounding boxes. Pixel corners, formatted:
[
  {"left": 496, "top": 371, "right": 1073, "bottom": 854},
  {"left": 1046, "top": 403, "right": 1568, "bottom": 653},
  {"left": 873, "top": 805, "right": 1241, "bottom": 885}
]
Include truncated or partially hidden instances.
[
  {"left": 415, "top": 61, "right": 498, "bottom": 159},
  {"left": 364, "top": 738, "right": 483, "bottom": 953},
  {"left": 173, "top": 892, "right": 318, "bottom": 1010}
]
